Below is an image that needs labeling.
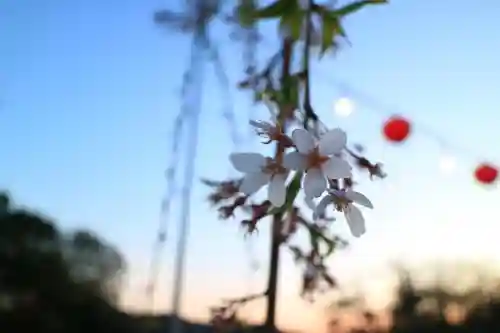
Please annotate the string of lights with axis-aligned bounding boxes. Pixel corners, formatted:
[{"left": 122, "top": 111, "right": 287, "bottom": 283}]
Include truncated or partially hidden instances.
[
  {"left": 245, "top": 34, "right": 499, "bottom": 186},
  {"left": 317, "top": 75, "right": 499, "bottom": 186}
]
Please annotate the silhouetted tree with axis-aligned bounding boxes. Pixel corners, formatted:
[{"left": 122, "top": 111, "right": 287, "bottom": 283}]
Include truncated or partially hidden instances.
[
  {"left": 337, "top": 266, "right": 500, "bottom": 333},
  {"left": 63, "top": 230, "right": 126, "bottom": 303},
  {"left": 0, "top": 190, "right": 137, "bottom": 333}
]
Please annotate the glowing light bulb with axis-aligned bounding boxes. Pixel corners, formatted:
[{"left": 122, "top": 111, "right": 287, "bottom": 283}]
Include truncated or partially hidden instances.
[
  {"left": 334, "top": 97, "right": 354, "bottom": 117},
  {"left": 439, "top": 155, "right": 456, "bottom": 174}
]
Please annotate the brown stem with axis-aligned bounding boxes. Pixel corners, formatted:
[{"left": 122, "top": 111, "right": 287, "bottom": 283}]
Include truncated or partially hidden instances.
[
  {"left": 264, "top": 37, "right": 294, "bottom": 330},
  {"left": 222, "top": 290, "right": 269, "bottom": 308},
  {"left": 302, "top": 0, "right": 318, "bottom": 128}
]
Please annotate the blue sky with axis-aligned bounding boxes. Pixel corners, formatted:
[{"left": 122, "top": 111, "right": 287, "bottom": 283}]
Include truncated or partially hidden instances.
[{"left": 2, "top": 0, "right": 500, "bottom": 331}]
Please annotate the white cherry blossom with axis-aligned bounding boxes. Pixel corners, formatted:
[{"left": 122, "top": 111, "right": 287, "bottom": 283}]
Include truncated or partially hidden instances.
[
  {"left": 283, "top": 128, "right": 352, "bottom": 198},
  {"left": 249, "top": 120, "right": 280, "bottom": 142},
  {"left": 304, "top": 196, "right": 316, "bottom": 211},
  {"left": 314, "top": 189, "right": 373, "bottom": 238},
  {"left": 229, "top": 152, "right": 288, "bottom": 207},
  {"left": 249, "top": 97, "right": 281, "bottom": 143}
]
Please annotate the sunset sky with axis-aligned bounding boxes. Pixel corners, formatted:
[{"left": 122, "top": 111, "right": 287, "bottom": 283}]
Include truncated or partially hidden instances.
[{"left": 2, "top": 0, "right": 500, "bottom": 332}]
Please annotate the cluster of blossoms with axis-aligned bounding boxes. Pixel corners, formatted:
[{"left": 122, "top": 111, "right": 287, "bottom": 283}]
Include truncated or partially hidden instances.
[{"left": 229, "top": 117, "right": 374, "bottom": 238}]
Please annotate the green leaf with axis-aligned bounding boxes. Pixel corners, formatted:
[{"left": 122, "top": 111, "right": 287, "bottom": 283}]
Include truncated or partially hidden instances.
[
  {"left": 279, "top": 7, "right": 304, "bottom": 41},
  {"left": 280, "top": 76, "right": 293, "bottom": 102},
  {"left": 288, "top": 77, "right": 300, "bottom": 108},
  {"left": 319, "top": 11, "right": 337, "bottom": 56},
  {"left": 267, "top": 172, "right": 302, "bottom": 216},
  {"left": 318, "top": 7, "right": 350, "bottom": 56},
  {"left": 301, "top": 222, "right": 337, "bottom": 257},
  {"left": 256, "top": 0, "right": 289, "bottom": 19},
  {"left": 334, "top": 0, "right": 387, "bottom": 17},
  {"left": 323, "top": 236, "right": 336, "bottom": 256},
  {"left": 309, "top": 228, "right": 320, "bottom": 252},
  {"left": 237, "top": 0, "right": 257, "bottom": 27},
  {"left": 255, "top": 89, "right": 278, "bottom": 103}
]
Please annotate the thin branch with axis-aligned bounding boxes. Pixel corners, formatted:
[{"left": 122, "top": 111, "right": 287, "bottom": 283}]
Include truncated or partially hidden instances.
[{"left": 302, "top": 0, "right": 319, "bottom": 128}]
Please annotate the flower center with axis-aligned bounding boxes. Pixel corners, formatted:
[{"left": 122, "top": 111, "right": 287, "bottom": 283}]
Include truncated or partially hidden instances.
[
  {"left": 262, "top": 157, "right": 286, "bottom": 175},
  {"left": 306, "top": 148, "right": 329, "bottom": 169},
  {"left": 331, "top": 191, "right": 351, "bottom": 211}
]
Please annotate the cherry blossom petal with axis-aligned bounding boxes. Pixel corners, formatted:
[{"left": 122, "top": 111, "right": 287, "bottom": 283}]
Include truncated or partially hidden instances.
[
  {"left": 304, "top": 196, "right": 316, "bottom": 210},
  {"left": 313, "top": 196, "right": 331, "bottom": 220},
  {"left": 283, "top": 151, "right": 307, "bottom": 170},
  {"left": 318, "top": 128, "right": 347, "bottom": 155},
  {"left": 345, "top": 205, "right": 366, "bottom": 238},
  {"left": 230, "top": 152, "right": 266, "bottom": 173},
  {"left": 240, "top": 172, "right": 269, "bottom": 194},
  {"left": 268, "top": 174, "right": 287, "bottom": 207},
  {"left": 321, "top": 156, "right": 352, "bottom": 179},
  {"left": 249, "top": 120, "right": 273, "bottom": 131},
  {"left": 291, "top": 128, "right": 315, "bottom": 154},
  {"left": 345, "top": 190, "right": 373, "bottom": 209},
  {"left": 303, "top": 168, "right": 327, "bottom": 198}
]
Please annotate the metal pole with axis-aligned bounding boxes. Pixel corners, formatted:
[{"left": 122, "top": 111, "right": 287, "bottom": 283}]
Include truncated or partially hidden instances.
[{"left": 169, "top": 38, "right": 204, "bottom": 333}]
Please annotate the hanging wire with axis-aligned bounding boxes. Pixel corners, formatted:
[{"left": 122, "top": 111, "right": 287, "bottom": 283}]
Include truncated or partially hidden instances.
[
  {"left": 243, "top": 34, "right": 498, "bottom": 166},
  {"left": 315, "top": 75, "right": 498, "bottom": 165},
  {"left": 145, "top": 58, "right": 197, "bottom": 310},
  {"left": 206, "top": 42, "right": 243, "bottom": 147},
  {"left": 145, "top": 15, "right": 246, "bottom": 314},
  {"left": 170, "top": 38, "right": 205, "bottom": 325},
  {"left": 145, "top": 0, "right": 245, "bottom": 308}
]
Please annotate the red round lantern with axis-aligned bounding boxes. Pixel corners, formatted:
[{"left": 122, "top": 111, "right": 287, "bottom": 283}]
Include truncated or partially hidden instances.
[
  {"left": 474, "top": 163, "right": 498, "bottom": 184},
  {"left": 383, "top": 116, "right": 411, "bottom": 143}
]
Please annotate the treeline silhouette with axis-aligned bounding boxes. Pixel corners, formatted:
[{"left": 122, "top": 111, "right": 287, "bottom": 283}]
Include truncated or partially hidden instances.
[
  {"left": 0, "top": 191, "right": 139, "bottom": 333},
  {"left": 3, "top": 189, "right": 500, "bottom": 333},
  {"left": 334, "top": 268, "right": 500, "bottom": 333}
]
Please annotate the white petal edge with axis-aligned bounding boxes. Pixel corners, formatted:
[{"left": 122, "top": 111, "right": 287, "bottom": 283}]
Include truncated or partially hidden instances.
[
  {"left": 345, "top": 205, "right": 366, "bottom": 238},
  {"left": 249, "top": 120, "right": 272, "bottom": 131},
  {"left": 318, "top": 128, "right": 347, "bottom": 155},
  {"left": 345, "top": 190, "right": 373, "bottom": 209},
  {"left": 240, "top": 172, "right": 269, "bottom": 194},
  {"left": 313, "top": 195, "right": 331, "bottom": 220},
  {"left": 303, "top": 168, "right": 327, "bottom": 198},
  {"left": 321, "top": 156, "right": 352, "bottom": 180},
  {"left": 230, "top": 152, "right": 266, "bottom": 173},
  {"left": 283, "top": 151, "right": 307, "bottom": 171},
  {"left": 291, "top": 128, "right": 315, "bottom": 154},
  {"left": 268, "top": 174, "right": 287, "bottom": 207}
]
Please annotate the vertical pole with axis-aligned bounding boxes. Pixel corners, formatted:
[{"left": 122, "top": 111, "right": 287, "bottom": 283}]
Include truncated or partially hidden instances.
[{"left": 169, "top": 38, "right": 204, "bottom": 333}]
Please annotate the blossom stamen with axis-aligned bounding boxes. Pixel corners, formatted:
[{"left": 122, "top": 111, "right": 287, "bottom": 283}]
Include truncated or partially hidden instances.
[{"left": 329, "top": 190, "right": 351, "bottom": 211}]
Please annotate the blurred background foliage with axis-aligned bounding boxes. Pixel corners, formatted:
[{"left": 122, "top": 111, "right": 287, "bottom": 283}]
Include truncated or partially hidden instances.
[{"left": 0, "top": 190, "right": 137, "bottom": 333}]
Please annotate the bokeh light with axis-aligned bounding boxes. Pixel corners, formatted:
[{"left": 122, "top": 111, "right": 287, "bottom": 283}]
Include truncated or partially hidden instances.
[{"left": 334, "top": 97, "right": 354, "bottom": 117}]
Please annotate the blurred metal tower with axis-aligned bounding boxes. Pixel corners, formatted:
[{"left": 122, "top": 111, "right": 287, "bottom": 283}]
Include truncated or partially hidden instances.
[
  {"left": 169, "top": 37, "right": 205, "bottom": 333},
  {"left": 148, "top": 3, "right": 240, "bottom": 333}
]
